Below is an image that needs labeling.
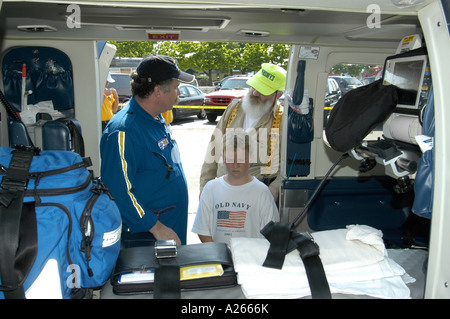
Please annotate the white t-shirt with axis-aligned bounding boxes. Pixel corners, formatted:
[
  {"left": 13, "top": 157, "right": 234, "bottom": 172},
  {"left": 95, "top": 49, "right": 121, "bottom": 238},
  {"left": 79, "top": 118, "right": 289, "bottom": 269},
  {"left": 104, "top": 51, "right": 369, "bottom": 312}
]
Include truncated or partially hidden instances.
[{"left": 192, "top": 176, "right": 280, "bottom": 245}]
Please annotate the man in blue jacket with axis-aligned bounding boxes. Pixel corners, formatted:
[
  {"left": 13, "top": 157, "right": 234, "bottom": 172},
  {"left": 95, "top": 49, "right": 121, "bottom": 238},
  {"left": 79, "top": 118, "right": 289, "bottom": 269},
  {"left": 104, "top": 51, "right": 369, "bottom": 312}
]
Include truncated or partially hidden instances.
[{"left": 100, "top": 55, "right": 193, "bottom": 246}]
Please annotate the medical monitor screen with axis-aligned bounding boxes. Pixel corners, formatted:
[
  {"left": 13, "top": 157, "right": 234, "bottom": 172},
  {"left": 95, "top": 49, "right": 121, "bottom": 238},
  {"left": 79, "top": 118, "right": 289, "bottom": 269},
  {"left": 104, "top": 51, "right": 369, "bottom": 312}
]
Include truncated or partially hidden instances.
[{"left": 382, "top": 53, "right": 428, "bottom": 111}]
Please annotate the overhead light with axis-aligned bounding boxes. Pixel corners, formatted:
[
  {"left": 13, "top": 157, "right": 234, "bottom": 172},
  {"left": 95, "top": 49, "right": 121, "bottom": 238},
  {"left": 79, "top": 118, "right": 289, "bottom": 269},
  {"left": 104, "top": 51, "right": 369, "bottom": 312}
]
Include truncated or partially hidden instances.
[
  {"left": 237, "top": 30, "right": 270, "bottom": 38},
  {"left": 90, "top": 17, "right": 230, "bottom": 33},
  {"left": 17, "top": 25, "right": 57, "bottom": 32}
]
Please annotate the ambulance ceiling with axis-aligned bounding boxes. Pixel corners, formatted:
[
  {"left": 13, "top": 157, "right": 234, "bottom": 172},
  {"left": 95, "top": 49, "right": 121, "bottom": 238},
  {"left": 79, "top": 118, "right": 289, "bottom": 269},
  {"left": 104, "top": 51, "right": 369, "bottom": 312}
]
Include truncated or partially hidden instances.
[{"left": 0, "top": 1, "right": 423, "bottom": 47}]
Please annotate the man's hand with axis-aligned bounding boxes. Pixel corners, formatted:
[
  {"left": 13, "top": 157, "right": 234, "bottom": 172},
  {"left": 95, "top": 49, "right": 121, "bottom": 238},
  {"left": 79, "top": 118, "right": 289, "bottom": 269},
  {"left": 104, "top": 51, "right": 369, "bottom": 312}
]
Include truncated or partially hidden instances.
[{"left": 149, "top": 220, "right": 182, "bottom": 245}]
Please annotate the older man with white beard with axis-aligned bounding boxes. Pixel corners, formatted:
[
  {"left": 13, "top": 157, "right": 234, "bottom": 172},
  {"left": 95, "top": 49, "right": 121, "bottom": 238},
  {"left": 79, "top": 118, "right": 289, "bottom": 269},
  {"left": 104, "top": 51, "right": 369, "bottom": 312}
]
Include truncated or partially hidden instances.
[{"left": 200, "top": 63, "right": 286, "bottom": 201}]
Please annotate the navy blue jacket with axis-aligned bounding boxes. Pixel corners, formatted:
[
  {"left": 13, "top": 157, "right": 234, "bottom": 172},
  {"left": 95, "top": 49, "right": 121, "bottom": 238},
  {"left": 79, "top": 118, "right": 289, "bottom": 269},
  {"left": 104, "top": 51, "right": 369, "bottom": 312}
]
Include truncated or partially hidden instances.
[{"left": 100, "top": 97, "right": 188, "bottom": 244}]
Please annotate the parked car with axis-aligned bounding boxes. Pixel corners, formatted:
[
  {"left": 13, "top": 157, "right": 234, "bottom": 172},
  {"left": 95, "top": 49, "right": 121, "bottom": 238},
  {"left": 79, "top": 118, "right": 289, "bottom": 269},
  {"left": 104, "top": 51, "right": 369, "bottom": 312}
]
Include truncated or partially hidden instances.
[
  {"left": 107, "top": 75, "right": 204, "bottom": 121},
  {"left": 361, "top": 76, "right": 376, "bottom": 85},
  {"left": 329, "top": 75, "right": 363, "bottom": 94},
  {"left": 323, "top": 77, "right": 343, "bottom": 126},
  {"left": 326, "top": 77, "right": 343, "bottom": 106},
  {"left": 204, "top": 76, "right": 250, "bottom": 122},
  {"left": 213, "top": 74, "right": 248, "bottom": 90},
  {"left": 109, "top": 72, "right": 132, "bottom": 103},
  {"left": 174, "top": 84, "right": 206, "bottom": 121}
]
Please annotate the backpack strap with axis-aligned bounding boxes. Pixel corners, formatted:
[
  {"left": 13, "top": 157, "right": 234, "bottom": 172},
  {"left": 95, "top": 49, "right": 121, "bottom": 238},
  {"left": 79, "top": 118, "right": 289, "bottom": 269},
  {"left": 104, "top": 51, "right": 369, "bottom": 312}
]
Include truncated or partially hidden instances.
[
  {"left": 0, "top": 146, "right": 39, "bottom": 299},
  {"left": 0, "top": 89, "right": 35, "bottom": 148},
  {"left": 79, "top": 178, "right": 113, "bottom": 278}
]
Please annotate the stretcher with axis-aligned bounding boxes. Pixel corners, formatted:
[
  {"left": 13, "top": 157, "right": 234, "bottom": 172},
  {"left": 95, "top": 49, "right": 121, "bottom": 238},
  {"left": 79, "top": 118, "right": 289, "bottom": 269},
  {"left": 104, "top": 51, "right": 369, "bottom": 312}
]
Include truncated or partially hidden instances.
[{"left": 100, "top": 237, "right": 427, "bottom": 299}]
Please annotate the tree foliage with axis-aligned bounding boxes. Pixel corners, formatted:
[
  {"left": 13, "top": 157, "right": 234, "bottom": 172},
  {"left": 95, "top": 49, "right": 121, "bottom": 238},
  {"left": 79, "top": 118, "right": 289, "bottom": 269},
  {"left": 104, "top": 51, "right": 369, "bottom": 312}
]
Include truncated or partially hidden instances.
[
  {"left": 109, "top": 41, "right": 290, "bottom": 84},
  {"left": 109, "top": 41, "right": 155, "bottom": 58},
  {"left": 330, "top": 63, "right": 381, "bottom": 77}
]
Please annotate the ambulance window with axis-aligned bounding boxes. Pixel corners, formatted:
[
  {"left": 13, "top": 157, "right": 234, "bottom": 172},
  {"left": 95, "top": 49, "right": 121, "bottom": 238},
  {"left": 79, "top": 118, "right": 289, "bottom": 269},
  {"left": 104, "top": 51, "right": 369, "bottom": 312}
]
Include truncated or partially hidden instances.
[{"left": 323, "top": 62, "right": 384, "bottom": 138}]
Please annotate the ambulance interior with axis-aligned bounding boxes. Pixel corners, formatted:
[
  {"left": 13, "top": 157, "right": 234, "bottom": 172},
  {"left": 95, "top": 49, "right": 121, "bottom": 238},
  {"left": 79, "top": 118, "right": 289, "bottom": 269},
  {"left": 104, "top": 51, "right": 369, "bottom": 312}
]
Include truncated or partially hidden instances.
[{"left": 0, "top": 0, "right": 449, "bottom": 299}]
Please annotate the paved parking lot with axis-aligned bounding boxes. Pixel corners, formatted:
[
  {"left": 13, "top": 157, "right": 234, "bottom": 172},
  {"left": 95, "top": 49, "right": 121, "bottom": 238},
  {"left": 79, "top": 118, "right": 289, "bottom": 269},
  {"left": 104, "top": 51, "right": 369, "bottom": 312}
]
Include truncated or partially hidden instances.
[{"left": 170, "top": 116, "right": 220, "bottom": 244}]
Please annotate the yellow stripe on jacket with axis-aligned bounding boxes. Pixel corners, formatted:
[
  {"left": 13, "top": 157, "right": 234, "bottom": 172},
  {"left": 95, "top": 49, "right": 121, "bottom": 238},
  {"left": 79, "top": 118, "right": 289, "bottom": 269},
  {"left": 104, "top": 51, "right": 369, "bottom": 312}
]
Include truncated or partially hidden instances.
[{"left": 118, "top": 131, "right": 146, "bottom": 218}]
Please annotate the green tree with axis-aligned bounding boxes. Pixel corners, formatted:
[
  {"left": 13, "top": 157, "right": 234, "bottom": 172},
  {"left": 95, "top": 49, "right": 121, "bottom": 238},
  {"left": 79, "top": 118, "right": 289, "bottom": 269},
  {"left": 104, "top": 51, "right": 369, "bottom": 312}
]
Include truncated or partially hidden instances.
[
  {"left": 330, "top": 63, "right": 376, "bottom": 77},
  {"left": 241, "top": 43, "right": 270, "bottom": 72},
  {"left": 109, "top": 40, "right": 290, "bottom": 84},
  {"left": 186, "top": 42, "right": 241, "bottom": 84},
  {"left": 150, "top": 41, "right": 239, "bottom": 83},
  {"left": 269, "top": 44, "right": 290, "bottom": 70},
  {"left": 109, "top": 41, "right": 155, "bottom": 58},
  {"left": 242, "top": 43, "right": 289, "bottom": 73}
]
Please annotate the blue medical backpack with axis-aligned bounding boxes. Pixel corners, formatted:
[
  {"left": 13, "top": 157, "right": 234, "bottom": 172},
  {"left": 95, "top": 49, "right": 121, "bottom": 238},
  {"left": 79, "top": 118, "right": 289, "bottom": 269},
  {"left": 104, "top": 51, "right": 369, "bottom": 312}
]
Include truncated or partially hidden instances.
[{"left": 0, "top": 146, "right": 122, "bottom": 299}]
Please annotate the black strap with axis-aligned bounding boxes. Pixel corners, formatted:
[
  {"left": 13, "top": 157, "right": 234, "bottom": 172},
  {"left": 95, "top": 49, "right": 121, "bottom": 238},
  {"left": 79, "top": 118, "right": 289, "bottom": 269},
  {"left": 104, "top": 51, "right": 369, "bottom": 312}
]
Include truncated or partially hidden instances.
[
  {"left": 290, "top": 232, "right": 331, "bottom": 299},
  {"left": 0, "top": 147, "right": 37, "bottom": 206},
  {"left": 0, "top": 89, "right": 35, "bottom": 147},
  {"left": 57, "top": 119, "right": 85, "bottom": 157},
  {"left": 261, "top": 154, "right": 352, "bottom": 298},
  {"left": 154, "top": 258, "right": 180, "bottom": 299},
  {"left": 0, "top": 146, "right": 39, "bottom": 299},
  {"left": 79, "top": 178, "right": 112, "bottom": 278},
  {"left": 261, "top": 221, "right": 331, "bottom": 299},
  {"left": 261, "top": 222, "right": 291, "bottom": 269},
  {"left": 293, "top": 60, "right": 306, "bottom": 105},
  {"left": 0, "top": 202, "right": 38, "bottom": 298},
  {"left": 0, "top": 89, "right": 21, "bottom": 122},
  {"left": 79, "top": 192, "right": 99, "bottom": 278},
  {"left": 153, "top": 240, "right": 180, "bottom": 299}
]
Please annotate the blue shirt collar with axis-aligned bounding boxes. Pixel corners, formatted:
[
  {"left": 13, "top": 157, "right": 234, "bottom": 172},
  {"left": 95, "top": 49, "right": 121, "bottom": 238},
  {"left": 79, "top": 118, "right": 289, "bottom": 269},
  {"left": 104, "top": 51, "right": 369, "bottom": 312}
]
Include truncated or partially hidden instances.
[{"left": 129, "top": 96, "right": 164, "bottom": 124}]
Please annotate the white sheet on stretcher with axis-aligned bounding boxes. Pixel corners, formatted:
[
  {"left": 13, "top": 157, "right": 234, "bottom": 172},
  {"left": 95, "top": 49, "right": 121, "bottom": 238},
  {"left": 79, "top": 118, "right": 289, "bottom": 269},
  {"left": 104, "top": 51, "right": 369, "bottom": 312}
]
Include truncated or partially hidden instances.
[{"left": 230, "top": 225, "right": 414, "bottom": 299}]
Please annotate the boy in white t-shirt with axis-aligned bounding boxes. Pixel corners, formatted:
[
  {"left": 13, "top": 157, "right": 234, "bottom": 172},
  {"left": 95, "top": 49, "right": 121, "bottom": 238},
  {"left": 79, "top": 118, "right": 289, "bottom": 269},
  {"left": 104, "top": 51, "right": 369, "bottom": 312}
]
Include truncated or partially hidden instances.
[{"left": 192, "top": 130, "right": 280, "bottom": 245}]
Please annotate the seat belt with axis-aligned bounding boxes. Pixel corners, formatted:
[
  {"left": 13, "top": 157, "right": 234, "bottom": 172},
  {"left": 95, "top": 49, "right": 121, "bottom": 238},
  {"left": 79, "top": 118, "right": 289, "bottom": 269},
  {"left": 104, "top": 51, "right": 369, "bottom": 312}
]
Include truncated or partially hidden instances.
[
  {"left": 261, "top": 221, "right": 331, "bottom": 299},
  {"left": 0, "top": 146, "right": 39, "bottom": 299},
  {"left": 261, "top": 222, "right": 291, "bottom": 269},
  {"left": 153, "top": 240, "right": 180, "bottom": 299},
  {"left": 260, "top": 153, "right": 350, "bottom": 299},
  {"left": 290, "top": 231, "right": 331, "bottom": 299}
]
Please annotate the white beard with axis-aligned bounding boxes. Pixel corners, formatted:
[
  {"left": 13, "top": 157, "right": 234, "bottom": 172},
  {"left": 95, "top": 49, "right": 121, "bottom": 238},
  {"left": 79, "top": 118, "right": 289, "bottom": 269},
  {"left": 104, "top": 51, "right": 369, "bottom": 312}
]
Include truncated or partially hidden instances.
[{"left": 240, "top": 92, "right": 274, "bottom": 123}]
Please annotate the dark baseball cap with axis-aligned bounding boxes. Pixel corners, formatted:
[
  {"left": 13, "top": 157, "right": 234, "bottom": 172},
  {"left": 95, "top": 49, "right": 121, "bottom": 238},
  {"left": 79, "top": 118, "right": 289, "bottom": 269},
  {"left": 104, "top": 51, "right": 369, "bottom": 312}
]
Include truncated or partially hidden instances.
[{"left": 136, "top": 54, "right": 195, "bottom": 84}]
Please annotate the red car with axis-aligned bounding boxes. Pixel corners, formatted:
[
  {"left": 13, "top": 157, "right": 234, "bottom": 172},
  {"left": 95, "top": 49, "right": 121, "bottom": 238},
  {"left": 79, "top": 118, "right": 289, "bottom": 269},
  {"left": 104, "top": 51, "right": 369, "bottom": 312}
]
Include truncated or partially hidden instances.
[{"left": 204, "top": 76, "right": 250, "bottom": 122}]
